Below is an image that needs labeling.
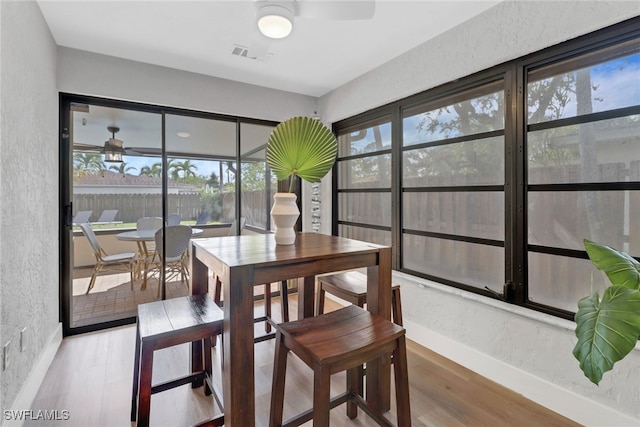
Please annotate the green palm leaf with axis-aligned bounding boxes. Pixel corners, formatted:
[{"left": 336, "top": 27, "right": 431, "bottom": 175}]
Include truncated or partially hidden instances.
[
  {"left": 266, "top": 116, "right": 337, "bottom": 190},
  {"left": 573, "top": 286, "right": 640, "bottom": 384},
  {"left": 584, "top": 239, "right": 640, "bottom": 290}
]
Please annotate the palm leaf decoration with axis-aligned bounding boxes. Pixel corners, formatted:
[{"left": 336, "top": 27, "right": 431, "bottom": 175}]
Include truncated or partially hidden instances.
[
  {"left": 573, "top": 239, "right": 640, "bottom": 384},
  {"left": 266, "top": 116, "right": 337, "bottom": 192}
]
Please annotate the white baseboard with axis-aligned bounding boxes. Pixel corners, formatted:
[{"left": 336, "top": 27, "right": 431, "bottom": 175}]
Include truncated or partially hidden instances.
[
  {"left": 3, "top": 323, "right": 62, "bottom": 427},
  {"left": 404, "top": 319, "right": 638, "bottom": 427}
]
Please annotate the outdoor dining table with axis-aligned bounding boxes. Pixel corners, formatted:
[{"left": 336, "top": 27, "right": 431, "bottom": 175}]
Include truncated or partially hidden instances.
[
  {"left": 190, "top": 232, "right": 392, "bottom": 426},
  {"left": 116, "top": 227, "right": 203, "bottom": 289}
]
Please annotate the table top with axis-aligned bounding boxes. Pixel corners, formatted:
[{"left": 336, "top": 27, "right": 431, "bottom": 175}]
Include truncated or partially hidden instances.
[
  {"left": 117, "top": 227, "right": 203, "bottom": 241},
  {"left": 191, "top": 232, "right": 386, "bottom": 269}
]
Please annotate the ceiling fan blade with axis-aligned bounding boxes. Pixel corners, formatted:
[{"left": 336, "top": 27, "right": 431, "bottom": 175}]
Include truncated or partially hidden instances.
[
  {"left": 296, "top": 1, "right": 375, "bottom": 20},
  {"left": 73, "top": 143, "right": 102, "bottom": 151},
  {"left": 125, "top": 147, "right": 163, "bottom": 156}
]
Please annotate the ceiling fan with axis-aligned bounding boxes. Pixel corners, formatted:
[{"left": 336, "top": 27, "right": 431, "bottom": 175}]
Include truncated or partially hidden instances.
[
  {"left": 73, "top": 126, "right": 161, "bottom": 162},
  {"left": 248, "top": 0, "right": 376, "bottom": 59}
]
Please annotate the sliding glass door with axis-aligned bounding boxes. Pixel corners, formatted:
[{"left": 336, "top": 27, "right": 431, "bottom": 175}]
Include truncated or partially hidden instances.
[{"left": 60, "top": 94, "right": 279, "bottom": 335}]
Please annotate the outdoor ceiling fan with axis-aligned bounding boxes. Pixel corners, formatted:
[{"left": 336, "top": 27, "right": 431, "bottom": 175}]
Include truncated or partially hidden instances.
[
  {"left": 248, "top": 0, "right": 376, "bottom": 58},
  {"left": 73, "top": 126, "right": 161, "bottom": 162}
]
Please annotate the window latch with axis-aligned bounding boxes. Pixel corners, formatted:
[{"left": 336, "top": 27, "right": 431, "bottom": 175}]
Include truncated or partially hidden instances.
[{"left": 484, "top": 282, "right": 514, "bottom": 301}]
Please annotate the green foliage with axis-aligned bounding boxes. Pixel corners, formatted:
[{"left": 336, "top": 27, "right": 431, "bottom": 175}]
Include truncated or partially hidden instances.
[
  {"left": 573, "top": 239, "right": 640, "bottom": 384},
  {"left": 266, "top": 116, "right": 337, "bottom": 192}
]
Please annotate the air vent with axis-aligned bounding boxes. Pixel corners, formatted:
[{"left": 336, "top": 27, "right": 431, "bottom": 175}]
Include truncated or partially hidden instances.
[{"left": 231, "top": 44, "right": 269, "bottom": 61}]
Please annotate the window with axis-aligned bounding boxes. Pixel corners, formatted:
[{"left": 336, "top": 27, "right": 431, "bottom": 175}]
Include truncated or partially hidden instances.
[
  {"left": 333, "top": 18, "right": 640, "bottom": 319},
  {"left": 335, "top": 117, "right": 392, "bottom": 247}
]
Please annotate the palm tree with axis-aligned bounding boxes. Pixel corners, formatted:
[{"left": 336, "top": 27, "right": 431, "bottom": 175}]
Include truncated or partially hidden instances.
[
  {"left": 173, "top": 159, "right": 198, "bottom": 180},
  {"left": 109, "top": 162, "right": 137, "bottom": 175},
  {"left": 73, "top": 152, "right": 105, "bottom": 176},
  {"left": 139, "top": 162, "right": 163, "bottom": 178}
]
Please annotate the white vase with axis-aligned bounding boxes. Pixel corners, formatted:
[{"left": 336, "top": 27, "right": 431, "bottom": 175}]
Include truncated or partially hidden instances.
[{"left": 271, "top": 192, "right": 300, "bottom": 245}]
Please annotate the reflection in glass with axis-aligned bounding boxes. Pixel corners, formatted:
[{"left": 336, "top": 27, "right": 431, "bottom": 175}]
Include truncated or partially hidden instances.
[
  {"left": 338, "top": 121, "right": 391, "bottom": 157},
  {"left": 403, "top": 89, "right": 504, "bottom": 147},
  {"left": 338, "top": 154, "right": 391, "bottom": 189},
  {"left": 403, "top": 136, "right": 504, "bottom": 187},
  {"left": 528, "top": 52, "right": 640, "bottom": 124},
  {"left": 528, "top": 116, "right": 640, "bottom": 184}
]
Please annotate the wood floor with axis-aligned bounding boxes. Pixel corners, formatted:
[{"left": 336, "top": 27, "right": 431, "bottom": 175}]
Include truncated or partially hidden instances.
[{"left": 28, "top": 295, "right": 581, "bottom": 427}]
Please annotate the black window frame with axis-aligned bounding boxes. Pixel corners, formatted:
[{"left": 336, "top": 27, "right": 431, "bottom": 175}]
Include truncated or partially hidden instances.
[{"left": 332, "top": 16, "right": 640, "bottom": 320}]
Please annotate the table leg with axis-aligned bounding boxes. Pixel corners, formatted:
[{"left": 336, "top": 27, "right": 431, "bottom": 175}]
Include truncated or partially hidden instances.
[
  {"left": 223, "top": 266, "right": 256, "bottom": 426},
  {"left": 297, "top": 275, "right": 316, "bottom": 319},
  {"left": 190, "top": 247, "right": 209, "bottom": 387},
  {"left": 366, "top": 246, "right": 392, "bottom": 412}
]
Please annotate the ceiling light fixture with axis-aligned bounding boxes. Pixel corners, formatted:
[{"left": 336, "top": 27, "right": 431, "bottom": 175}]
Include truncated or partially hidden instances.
[
  {"left": 257, "top": 4, "right": 294, "bottom": 39},
  {"left": 176, "top": 131, "right": 191, "bottom": 138},
  {"left": 102, "top": 126, "right": 125, "bottom": 163}
]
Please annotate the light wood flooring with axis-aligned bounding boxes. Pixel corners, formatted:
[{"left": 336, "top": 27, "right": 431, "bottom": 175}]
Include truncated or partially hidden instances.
[{"left": 29, "top": 295, "right": 581, "bottom": 427}]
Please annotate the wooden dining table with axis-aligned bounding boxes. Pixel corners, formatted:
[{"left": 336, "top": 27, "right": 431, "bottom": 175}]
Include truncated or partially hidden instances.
[{"left": 190, "top": 232, "right": 392, "bottom": 426}]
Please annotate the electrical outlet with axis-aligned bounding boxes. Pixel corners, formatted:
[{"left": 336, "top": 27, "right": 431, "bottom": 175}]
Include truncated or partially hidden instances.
[
  {"left": 3, "top": 342, "right": 10, "bottom": 371},
  {"left": 20, "top": 327, "right": 27, "bottom": 352}
]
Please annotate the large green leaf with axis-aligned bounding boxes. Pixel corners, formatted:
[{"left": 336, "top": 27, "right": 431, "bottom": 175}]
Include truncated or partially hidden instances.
[
  {"left": 573, "top": 286, "right": 640, "bottom": 384},
  {"left": 584, "top": 239, "right": 640, "bottom": 290},
  {"left": 266, "top": 116, "right": 337, "bottom": 188}
]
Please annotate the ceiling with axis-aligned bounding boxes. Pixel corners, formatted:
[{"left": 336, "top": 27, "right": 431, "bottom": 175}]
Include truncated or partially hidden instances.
[{"left": 37, "top": 0, "right": 501, "bottom": 97}]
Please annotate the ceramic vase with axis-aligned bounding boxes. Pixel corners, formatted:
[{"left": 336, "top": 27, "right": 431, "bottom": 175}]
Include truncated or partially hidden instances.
[{"left": 271, "top": 192, "right": 300, "bottom": 245}]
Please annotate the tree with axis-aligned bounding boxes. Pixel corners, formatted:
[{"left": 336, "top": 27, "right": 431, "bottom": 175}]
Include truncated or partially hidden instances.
[
  {"left": 139, "top": 162, "right": 162, "bottom": 178},
  {"left": 109, "top": 162, "right": 137, "bottom": 175},
  {"left": 73, "top": 152, "right": 105, "bottom": 176}
]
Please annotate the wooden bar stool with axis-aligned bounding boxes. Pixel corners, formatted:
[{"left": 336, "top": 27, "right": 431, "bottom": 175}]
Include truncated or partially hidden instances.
[
  {"left": 214, "top": 276, "right": 290, "bottom": 341},
  {"left": 269, "top": 305, "right": 411, "bottom": 427},
  {"left": 131, "top": 295, "right": 224, "bottom": 427},
  {"left": 316, "top": 271, "right": 403, "bottom": 326}
]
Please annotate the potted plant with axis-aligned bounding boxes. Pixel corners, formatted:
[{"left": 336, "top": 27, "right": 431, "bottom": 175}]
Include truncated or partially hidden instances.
[
  {"left": 573, "top": 239, "right": 640, "bottom": 384},
  {"left": 266, "top": 116, "right": 337, "bottom": 245}
]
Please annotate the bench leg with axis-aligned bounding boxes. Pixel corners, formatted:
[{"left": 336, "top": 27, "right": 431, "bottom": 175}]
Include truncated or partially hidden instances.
[{"left": 269, "top": 332, "right": 288, "bottom": 427}]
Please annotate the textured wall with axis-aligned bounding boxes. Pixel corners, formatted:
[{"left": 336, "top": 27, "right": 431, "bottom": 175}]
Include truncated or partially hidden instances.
[
  {"left": 319, "top": 0, "right": 640, "bottom": 422},
  {"left": 0, "top": 0, "right": 59, "bottom": 418},
  {"left": 320, "top": 1, "right": 640, "bottom": 123}
]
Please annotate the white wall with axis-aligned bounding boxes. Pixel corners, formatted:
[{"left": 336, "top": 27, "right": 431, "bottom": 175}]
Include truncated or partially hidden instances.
[
  {"left": 320, "top": 1, "right": 640, "bottom": 424},
  {"left": 0, "top": 1, "right": 60, "bottom": 422},
  {"left": 57, "top": 47, "right": 317, "bottom": 123}
]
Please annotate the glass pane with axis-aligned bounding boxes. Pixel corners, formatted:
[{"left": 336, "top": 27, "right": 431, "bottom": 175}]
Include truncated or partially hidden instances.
[
  {"left": 402, "top": 235, "right": 503, "bottom": 289},
  {"left": 528, "top": 190, "right": 639, "bottom": 255},
  {"left": 338, "top": 121, "right": 391, "bottom": 157},
  {"left": 240, "top": 122, "right": 275, "bottom": 230},
  {"left": 528, "top": 252, "right": 609, "bottom": 312},
  {"left": 166, "top": 115, "right": 236, "bottom": 156},
  {"left": 528, "top": 51, "right": 640, "bottom": 124},
  {"left": 528, "top": 116, "right": 640, "bottom": 184},
  {"left": 403, "top": 136, "right": 504, "bottom": 187},
  {"left": 339, "top": 225, "right": 391, "bottom": 247},
  {"left": 403, "top": 88, "right": 504, "bottom": 147},
  {"left": 403, "top": 192, "right": 504, "bottom": 240},
  {"left": 338, "top": 154, "right": 391, "bottom": 189},
  {"left": 338, "top": 193, "right": 391, "bottom": 227},
  {"left": 71, "top": 105, "right": 163, "bottom": 328}
]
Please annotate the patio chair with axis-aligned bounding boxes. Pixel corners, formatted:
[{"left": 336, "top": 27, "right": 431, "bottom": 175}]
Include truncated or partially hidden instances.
[
  {"left": 94, "top": 209, "right": 120, "bottom": 224},
  {"left": 135, "top": 217, "right": 164, "bottom": 280},
  {"left": 150, "top": 225, "right": 193, "bottom": 297},
  {"left": 79, "top": 223, "right": 136, "bottom": 294},
  {"left": 167, "top": 213, "right": 181, "bottom": 226},
  {"left": 72, "top": 210, "right": 93, "bottom": 225}
]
